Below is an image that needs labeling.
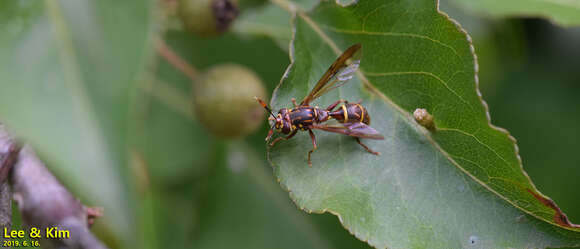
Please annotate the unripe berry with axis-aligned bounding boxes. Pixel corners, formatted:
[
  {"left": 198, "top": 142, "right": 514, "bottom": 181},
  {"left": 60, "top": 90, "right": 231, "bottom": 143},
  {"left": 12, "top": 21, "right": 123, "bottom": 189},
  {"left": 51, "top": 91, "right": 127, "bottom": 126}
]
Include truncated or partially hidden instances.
[
  {"left": 192, "top": 64, "right": 266, "bottom": 138},
  {"left": 178, "top": 0, "right": 239, "bottom": 36}
]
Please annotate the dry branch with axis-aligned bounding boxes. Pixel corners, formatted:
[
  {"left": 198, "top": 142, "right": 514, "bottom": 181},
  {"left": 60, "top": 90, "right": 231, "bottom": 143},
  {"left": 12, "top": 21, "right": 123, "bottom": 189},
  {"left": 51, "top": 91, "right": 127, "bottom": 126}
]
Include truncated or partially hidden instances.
[{"left": 0, "top": 126, "right": 109, "bottom": 249}]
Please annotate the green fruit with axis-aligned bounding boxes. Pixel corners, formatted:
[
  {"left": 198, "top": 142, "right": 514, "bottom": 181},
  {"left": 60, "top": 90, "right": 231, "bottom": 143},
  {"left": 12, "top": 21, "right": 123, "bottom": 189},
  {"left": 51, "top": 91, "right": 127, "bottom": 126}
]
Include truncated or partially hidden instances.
[
  {"left": 178, "top": 0, "right": 239, "bottom": 37},
  {"left": 193, "top": 64, "right": 266, "bottom": 138}
]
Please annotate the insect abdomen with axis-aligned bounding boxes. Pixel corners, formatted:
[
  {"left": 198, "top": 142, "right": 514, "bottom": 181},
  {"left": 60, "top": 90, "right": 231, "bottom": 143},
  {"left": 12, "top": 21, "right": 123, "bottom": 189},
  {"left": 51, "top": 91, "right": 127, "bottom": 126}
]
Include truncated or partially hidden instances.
[{"left": 330, "top": 104, "right": 370, "bottom": 125}]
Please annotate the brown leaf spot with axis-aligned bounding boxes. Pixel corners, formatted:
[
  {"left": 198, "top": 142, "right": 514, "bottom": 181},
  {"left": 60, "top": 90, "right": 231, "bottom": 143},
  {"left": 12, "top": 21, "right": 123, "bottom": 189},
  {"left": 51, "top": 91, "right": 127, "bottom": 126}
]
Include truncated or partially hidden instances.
[{"left": 526, "top": 188, "right": 580, "bottom": 228}]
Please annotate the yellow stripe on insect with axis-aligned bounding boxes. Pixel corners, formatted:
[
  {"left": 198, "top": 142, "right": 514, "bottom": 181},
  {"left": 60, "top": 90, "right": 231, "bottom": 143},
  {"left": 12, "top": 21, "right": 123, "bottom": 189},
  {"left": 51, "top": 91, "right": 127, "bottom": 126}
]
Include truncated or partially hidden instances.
[
  {"left": 341, "top": 105, "right": 348, "bottom": 121},
  {"left": 357, "top": 104, "right": 364, "bottom": 122}
]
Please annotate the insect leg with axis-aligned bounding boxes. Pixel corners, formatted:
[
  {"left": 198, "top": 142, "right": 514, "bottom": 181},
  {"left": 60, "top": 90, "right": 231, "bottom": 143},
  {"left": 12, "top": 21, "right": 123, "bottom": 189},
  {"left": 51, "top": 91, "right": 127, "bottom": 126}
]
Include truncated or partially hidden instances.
[
  {"left": 291, "top": 98, "right": 298, "bottom": 108},
  {"left": 307, "top": 129, "right": 318, "bottom": 167},
  {"left": 269, "top": 130, "right": 297, "bottom": 147},
  {"left": 355, "top": 138, "right": 380, "bottom": 155},
  {"left": 265, "top": 128, "right": 274, "bottom": 141},
  {"left": 325, "top": 99, "right": 347, "bottom": 111}
]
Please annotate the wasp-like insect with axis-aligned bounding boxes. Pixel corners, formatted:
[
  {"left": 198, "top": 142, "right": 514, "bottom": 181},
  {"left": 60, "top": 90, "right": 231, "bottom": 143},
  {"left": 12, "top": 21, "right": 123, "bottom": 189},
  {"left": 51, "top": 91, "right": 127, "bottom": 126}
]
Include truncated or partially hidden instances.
[{"left": 256, "top": 44, "right": 384, "bottom": 166}]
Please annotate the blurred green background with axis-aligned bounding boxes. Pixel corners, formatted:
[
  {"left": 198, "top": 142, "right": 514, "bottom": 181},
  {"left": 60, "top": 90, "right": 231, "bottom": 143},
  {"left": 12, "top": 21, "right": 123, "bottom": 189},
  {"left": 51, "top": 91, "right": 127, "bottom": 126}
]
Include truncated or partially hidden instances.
[{"left": 1, "top": 0, "right": 579, "bottom": 248}]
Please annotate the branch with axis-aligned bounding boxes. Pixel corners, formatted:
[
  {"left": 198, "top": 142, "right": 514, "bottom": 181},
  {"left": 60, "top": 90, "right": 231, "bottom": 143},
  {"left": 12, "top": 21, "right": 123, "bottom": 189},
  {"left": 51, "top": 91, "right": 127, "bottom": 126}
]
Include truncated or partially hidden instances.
[
  {"left": 0, "top": 127, "right": 16, "bottom": 244},
  {"left": 155, "top": 37, "right": 199, "bottom": 81},
  {"left": 0, "top": 126, "right": 109, "bottom": 249}
]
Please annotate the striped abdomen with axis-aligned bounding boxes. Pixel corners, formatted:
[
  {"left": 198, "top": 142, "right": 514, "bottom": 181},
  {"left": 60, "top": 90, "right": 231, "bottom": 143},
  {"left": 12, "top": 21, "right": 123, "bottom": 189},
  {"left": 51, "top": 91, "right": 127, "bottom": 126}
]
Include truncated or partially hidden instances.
[{"left": 329, "top": 103, "right": 370, "bottom": 125}]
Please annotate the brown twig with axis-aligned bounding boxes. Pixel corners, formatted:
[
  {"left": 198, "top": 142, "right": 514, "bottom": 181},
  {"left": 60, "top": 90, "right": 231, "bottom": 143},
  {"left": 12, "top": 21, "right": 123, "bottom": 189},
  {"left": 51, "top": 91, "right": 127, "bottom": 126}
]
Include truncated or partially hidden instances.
[
  {"left": 154, "top": 37, "right": 199, "bottom": 81},
  {"left": 0, "top": 143, "right": 20, "bottom": 183},
  {"left": 0, "top": 125, "right": 108, "bottom": 249},
  {"left": 11, "top": 146, "right": 108, "bottom": 249},
  {"left": 0, "top": 126, "right": 16, "bottom": 246},
  {"left": 0, "top": 182, "right": 9, "bottom": 245}
]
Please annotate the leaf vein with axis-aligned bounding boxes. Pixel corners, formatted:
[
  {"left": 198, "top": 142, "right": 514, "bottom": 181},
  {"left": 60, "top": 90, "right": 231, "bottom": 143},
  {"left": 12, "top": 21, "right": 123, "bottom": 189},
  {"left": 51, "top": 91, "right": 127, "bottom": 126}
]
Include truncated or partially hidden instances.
[
  {"left": 439, "top": 127, "right": 511, "bottom": 168},
  {"left": 320, "top": 24, "right": 461, "bottom": 59},
  {"left": 364, "top": 70, "right": 473, "bottom": 110}
]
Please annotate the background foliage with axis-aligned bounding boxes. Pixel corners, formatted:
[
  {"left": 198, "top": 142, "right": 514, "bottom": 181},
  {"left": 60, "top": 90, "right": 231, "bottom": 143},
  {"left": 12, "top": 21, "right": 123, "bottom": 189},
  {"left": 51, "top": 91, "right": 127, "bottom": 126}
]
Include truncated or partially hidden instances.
[{"left": 0, "top": 0, "right": 579, "bottom": 248}]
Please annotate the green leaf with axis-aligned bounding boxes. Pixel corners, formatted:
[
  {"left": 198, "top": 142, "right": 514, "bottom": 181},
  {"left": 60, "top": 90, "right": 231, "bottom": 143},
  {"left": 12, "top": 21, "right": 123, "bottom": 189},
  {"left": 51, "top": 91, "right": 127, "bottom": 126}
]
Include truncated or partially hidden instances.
[
  {"left": 446, "top": 0, "right": 580, "bottom": 27},
  {"left": 0, "top": 0, "right": 152, "bottom": 244},
  {"left": 268, "top": 0, "right": 580, "bottom": 248}
]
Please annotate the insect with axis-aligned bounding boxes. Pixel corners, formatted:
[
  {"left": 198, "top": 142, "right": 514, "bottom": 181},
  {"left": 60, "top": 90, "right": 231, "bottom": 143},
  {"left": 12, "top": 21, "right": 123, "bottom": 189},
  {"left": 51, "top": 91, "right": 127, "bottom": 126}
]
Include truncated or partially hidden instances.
[{"left": 256, "top": 43, "right": 384, "bottom": 166}]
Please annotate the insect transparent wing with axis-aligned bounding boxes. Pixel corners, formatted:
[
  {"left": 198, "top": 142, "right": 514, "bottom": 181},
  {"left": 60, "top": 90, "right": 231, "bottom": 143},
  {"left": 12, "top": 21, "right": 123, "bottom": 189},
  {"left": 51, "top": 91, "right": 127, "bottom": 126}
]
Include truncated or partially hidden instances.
[
  {"left": 309, "top": 58, "right": 361, "bottom": 100},
  {"left": 300, "top": 44, "right": 362, "bottom": 105},
  {"left": 342, "top": 122, "right": 384, "bottom": 139},
  {"left": 310, "top": 122, "right": 384, "bottom": 140},
  {"left": 337, "top": 60, "right": 359, "bottom": 81}
]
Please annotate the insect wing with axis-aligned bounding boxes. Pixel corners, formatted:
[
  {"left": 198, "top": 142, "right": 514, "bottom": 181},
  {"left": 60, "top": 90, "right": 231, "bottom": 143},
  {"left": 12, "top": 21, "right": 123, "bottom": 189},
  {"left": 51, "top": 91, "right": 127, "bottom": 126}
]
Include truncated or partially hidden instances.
[
  {"left": 343, "top": 122, "right": 384, "bottom": 139},
  {"left": 311, "top": 122, "right": 384, "bottom": 140},
  {"left": 300, "top": 44, "right": 362, "bottom": 105},
  {"left": 310, "top": 59, "right": 360, "bottom": 100}
]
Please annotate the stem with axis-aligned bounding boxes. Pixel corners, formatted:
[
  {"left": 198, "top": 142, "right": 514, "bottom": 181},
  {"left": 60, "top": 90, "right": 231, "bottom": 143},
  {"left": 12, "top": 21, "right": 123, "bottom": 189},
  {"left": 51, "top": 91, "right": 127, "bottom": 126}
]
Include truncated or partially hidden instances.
[
  {"left": 0, "top": 144, "right": 20, "bottom": 183},
  {"left": 154, "top": 37, "right": 199, "bottom": 81},
  {"left": 0, "top": 183, "right": 10, "bottom": 242},
  {"left": 0, "top": 127, "right": 16, "bottom": 246},
  {"left": 11, "top": 146, "right": 108, "bottom": 249}
]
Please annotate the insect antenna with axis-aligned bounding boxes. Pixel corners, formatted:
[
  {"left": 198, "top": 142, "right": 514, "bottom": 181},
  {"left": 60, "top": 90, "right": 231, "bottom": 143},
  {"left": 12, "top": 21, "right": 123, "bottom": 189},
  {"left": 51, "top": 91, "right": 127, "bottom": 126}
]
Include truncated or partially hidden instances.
[{"left": 254, "top": 97, "right": 276, "bottom": 119}]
